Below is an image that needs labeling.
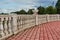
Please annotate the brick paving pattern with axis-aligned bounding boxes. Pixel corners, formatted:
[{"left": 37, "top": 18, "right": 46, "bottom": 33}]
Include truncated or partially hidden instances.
[{"left": 7, "top": 21, "right": 60, "bottom": 40}]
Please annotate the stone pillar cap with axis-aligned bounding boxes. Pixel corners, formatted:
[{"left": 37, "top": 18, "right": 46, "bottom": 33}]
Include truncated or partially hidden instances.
[{"left": 32, "top": 8, "right": 38, "bottom": 15}]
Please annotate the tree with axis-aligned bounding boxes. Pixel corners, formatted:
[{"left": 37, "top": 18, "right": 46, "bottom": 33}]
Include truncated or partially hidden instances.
[
  {"left": 19, "top": 10, "right": 27, "bottom": 14},
  {"left": 1, "top": 13, "right": 4, "bottom": 14},
  {"left": 37, "top": 6, "right": 45, "bottom": 14},
  {"left": 27, "top": 9, "right": 34, "bottom": 14},
  {"left": 0, "top": 13, "right": 8, "bottom": 15},
  {"left": 52, "top": 8, "right": 57, "bottom": 14},
  {"left": 45, "top": 6, "right": 57, "bottom": 14},
  {"left": 56, "top": 0, "right": 60, "bottom": 14},
  {"left": 12, "top": 11, "right": 20, "bottom": 14},
  {"left": 12, "top": 9, "right": 27, "bottom": 14}
]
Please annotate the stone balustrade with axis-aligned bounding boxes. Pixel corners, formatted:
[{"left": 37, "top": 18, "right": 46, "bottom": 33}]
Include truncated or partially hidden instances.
[{"left": 0, "top": 14, "right": 60, "bottom": 40}]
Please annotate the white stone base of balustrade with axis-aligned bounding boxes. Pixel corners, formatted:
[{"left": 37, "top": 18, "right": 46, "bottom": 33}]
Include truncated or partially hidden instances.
[
  {"left": 0, "top": 33, "right": 13, "bottom": 40},
  {"left": 14, "top": 25, "right": 35, "bottom": 35}
]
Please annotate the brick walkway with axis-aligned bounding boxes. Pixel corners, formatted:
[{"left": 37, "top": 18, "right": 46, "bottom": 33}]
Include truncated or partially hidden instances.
[{"left": 7, "top": 21, "right": 60, "bottom": 40}]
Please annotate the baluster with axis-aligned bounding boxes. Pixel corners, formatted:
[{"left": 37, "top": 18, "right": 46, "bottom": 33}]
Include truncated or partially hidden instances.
[
  {"left": 27, "top": 16, "right": 29, "bottom": 27},
  {"left": 59, "top": 15, "right": 60, "bottom": 20},
  {"left": 17, "top": 17, "right": 19, "bottom": 30},
  {"left": 34, "top": 16, "right": 36, "bottom": 26},
  {"left": 12, "top": 16, "right": 17, "bottom": 34},
  {"left": 19, "top": 16, "right": 21, "bottom": 29},
  {"left": 0, "top": 18, "right": 5, "bottom": 38},
  {"left": 22, "top": 17, "right": 24, "bottom": 28},
  {"left": 17, "top": 17, "right": 19, "bottom": 29},
  {"left": 21, "top": 16, "right": 23, "bottom": 28},
  {"left": 8, "top": 17, "right": 12, "bottom": 34},
  {"left": 10, "top": 17, "right": 14, "bottom": 34},
  {"left": 4, "top": 18, "right": 8, "bottom": 35}
]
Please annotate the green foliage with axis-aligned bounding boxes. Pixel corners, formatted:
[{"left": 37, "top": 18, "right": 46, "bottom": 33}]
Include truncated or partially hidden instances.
[
  {"left": 27, "top": 9, "right": 34, "bottom": 14},
  {"left": 45, "top": 6, "right": 57, "bottom": 14},
  {"left": 0, "top": 13, "right": 8, "bottom": 15},
  {"left": 52, "top": 8, "right": 57, "bottom": 14},
  {"left": 13, "top": 11, "right": 20, "bottom": 14},
  {"left": 19, "top": 10, "right": 27, "bottom": 14},
  {"left": 38, "top": 6, "right": 45, "bottom": 14},
  {"left": 1, "top": 13, "right": 4, "bottom": 14},
  {"left": 56, "top": 0, "right": 60, "bottom": 14},
  {"left": 11, "top": 6, "right": 57, "bottom": 15},
  {"left": 12, "top": 9, "right": 27, "bottom": 14}
]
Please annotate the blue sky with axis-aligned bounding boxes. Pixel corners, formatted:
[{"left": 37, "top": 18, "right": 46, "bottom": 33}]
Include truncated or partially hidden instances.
[{"left": 0, "top": 0, "right": 57, "bottom": 13}]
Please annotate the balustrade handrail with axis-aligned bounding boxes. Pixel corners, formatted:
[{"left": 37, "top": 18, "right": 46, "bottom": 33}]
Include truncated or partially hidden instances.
[{"left": 0, "top": 14, "right": 60, "bottom": 40}]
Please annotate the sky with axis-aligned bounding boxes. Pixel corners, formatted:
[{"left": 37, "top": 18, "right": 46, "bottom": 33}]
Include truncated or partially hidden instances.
[{"left": 0, "top": 0, "right": 57, "bottom": 13}]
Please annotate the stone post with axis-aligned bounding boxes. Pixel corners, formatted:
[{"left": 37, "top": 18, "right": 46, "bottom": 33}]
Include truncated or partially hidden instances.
[
  {"left": 13, "top": 14, "right": 17, "bottom": 34},
  {"left": 32, "top": 8, "right": 38, "bottom": 25},
  {"left": 9, "top": 14, "right": 17, "bottom": 34},
  {"left": 46, "top": 14, "right": 50, "bottom": 22},
  {"left": 57, "top": 14, "right": 59, "bottom": 21}
]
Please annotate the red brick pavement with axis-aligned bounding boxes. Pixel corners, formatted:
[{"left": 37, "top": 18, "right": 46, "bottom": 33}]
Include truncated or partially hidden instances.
[{"left": 7, "top": 21, "right": 60, "bottom": 40}]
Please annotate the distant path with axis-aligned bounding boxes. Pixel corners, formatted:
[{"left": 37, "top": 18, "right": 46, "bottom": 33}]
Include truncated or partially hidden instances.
[{"left": 7, "top": 21, "right": 60, "bottom": 40}]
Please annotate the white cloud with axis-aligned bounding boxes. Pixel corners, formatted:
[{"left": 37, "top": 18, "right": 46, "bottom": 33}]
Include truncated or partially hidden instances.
[{"left": 0, "top": 0, "right": 57, "bottom": 13}]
